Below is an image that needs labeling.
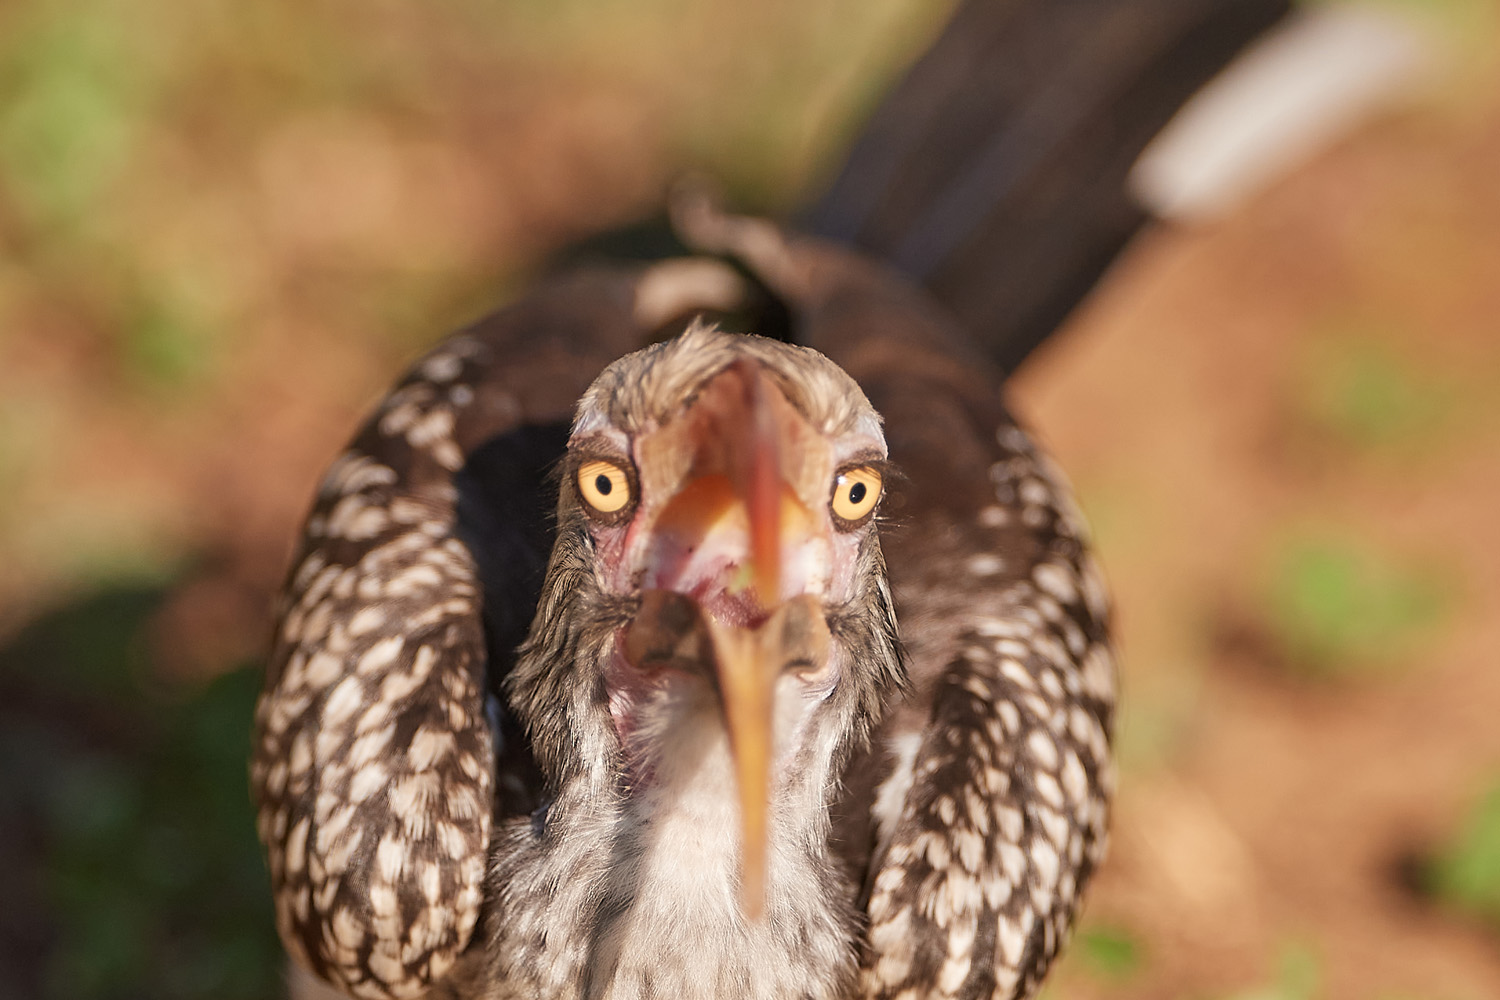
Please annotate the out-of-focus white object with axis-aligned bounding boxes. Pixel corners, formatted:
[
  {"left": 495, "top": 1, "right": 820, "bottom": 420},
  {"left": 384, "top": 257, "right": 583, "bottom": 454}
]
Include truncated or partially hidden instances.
[{"left": 1130, "top": 3, "right": 1433, "bottom": 222}]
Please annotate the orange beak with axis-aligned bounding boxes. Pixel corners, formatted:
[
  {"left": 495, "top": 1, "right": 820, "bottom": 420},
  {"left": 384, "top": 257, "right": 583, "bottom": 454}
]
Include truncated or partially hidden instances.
[{"left": 629, "top": 361, "right": 831, "bottom": 920}]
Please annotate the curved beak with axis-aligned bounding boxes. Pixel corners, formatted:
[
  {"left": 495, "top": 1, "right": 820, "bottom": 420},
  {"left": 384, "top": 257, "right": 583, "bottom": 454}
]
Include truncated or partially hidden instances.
[{"left": 624, "top": 360, "right": 832, "bottom": 920}]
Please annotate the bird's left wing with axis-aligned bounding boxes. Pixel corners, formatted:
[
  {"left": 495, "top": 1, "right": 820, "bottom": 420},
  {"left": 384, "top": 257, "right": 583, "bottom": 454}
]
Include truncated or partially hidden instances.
[{"left": 681, "top": 205, "right": 1116, "bottom": 1000}]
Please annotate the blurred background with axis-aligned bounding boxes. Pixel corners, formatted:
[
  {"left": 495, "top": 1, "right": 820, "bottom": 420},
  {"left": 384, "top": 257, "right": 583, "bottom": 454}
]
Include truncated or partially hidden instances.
[{"left": 0, "top": 0, "right": 1496, "bottom": 998}]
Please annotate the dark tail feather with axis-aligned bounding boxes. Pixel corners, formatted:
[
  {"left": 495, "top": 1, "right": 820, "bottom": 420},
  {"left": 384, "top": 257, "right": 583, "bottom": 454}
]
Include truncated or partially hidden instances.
[{"left": 800, "top": 0, "right": 1292, "bottom": 376}]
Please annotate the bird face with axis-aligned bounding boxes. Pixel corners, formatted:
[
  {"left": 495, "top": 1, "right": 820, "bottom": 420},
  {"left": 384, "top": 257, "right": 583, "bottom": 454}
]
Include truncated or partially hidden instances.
[{"left": 560, "top": 324, "right": 893, "bottom": 915}]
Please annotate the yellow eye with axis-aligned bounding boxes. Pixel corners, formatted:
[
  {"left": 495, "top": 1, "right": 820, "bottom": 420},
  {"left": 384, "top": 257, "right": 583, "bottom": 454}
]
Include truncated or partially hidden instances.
[
  {"left": 577, "top": 459, "right": 634, "bottom": 516},
  {"left": 831, "top": 466, "right": 882, "bottom": 526}
]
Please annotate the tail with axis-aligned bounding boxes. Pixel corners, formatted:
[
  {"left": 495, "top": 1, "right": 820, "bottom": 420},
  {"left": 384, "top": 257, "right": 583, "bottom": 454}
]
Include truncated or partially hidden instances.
[{"left": 800, "top": 0, "right": 1428, "bottom": 375}]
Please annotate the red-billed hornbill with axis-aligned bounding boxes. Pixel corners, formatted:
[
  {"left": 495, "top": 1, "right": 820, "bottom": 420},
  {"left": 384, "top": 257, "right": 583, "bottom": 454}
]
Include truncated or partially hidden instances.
[{"left": 251, "top": 0, "right": 1320, "bottom": 996}]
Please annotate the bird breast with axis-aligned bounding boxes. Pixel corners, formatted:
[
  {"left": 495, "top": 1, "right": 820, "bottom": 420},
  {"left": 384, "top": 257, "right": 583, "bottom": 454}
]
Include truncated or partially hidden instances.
[{"left": 485, "top": 709, "right": 857, "bottom": 1000}]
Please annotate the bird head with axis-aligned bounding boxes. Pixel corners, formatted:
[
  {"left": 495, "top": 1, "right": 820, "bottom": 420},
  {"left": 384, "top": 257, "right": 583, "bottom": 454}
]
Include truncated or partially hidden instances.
[{"left": 509, "top": 323, "right": 904, "bottom": 917}]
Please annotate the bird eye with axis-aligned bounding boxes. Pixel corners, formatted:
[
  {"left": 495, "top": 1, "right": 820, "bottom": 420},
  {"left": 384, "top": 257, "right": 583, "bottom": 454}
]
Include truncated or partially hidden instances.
[
  {"left": 577, "top": 459, "right": 634, "bottom": 517},
  {"left": 830, "top": 466, "right": 883, "bottom": 527}
]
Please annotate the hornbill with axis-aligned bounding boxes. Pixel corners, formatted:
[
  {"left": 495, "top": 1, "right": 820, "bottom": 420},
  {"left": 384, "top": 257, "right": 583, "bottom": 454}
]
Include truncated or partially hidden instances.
[
  {"left": 250, "top": 0, "right": 1414, "bottom": 995},
  {"left": 254, "top": 209, "right": 1114, "bottom": 999}
]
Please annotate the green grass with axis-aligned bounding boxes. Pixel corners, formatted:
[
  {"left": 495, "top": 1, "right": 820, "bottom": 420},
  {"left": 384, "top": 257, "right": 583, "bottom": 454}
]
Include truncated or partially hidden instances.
[
  {"left": 1074, "top": 925, "right": 1145, "bottom": 983},
  {"left": 1293, "top": 333, "right": 1455, "bottom": 458},
  {"left": 1261, "top": 532, "right": 1454, "bottom": 676},
  {"left": 120, "top": 291, "right": 218, "bottom": 391},
  {"left": 1218, "top": 943, "right": 1322, "bottom": 1000},
  {"left": 0, "top": 0, "right": 163, "bottom": 234},
  {"left": 1426, "top": 779, "right": 1500, "bottom": 929}
]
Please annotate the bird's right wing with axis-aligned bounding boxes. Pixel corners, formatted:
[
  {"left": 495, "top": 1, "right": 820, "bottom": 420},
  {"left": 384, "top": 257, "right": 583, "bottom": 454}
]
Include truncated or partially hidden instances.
[{"left": 251, "top": 267, "right": 684, "bottom": 999}]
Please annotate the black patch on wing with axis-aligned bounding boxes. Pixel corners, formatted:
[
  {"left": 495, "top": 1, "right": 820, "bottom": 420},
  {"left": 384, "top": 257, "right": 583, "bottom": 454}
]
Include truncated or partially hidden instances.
[
  {"left": 454, "top": 421, "right": 571, "bottom": 819},
  {"left": 456, "top": 422, "right": 571, "bottom": 682}
]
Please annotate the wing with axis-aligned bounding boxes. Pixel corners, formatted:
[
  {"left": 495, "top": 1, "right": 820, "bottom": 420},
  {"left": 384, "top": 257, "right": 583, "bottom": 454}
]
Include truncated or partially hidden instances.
[
  {"left": 850, "top": 379, "right": 1115, "bottom": 1000},
  {"left": 685, "top": 212, "right": 1115, "bottom": 999},
  {"left": 250, "top": 267, "right": 671, "bottom": 998}
]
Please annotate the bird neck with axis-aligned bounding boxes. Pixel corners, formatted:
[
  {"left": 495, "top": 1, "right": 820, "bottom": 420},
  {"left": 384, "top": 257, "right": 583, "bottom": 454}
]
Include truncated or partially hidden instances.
[
  {"left": 492, "top": 523, "right": 906, "bottom": 997},
  {"left": 613, "top": 664, "right": 849, "bottom": 880},
  {"left": 499, "top": 687, "right": 857, "bottom": 1000},
  {"left": 499, "top": 549, "right": 861, "bottom": 996}
]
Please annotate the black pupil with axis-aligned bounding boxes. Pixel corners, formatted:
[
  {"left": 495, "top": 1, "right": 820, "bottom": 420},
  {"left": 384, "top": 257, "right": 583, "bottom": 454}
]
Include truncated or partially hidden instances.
[
  {"left": 848, "top": 481, "right": 867, "bottom": 505},
  {"left": 594, "top": 474, "right": 613, "bottom": 496}
]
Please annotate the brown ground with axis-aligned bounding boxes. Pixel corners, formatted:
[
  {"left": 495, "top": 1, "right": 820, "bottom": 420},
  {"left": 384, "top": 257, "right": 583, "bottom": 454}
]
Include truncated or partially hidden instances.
[
  {"left": 1013, "top": 82, "right": 1500, "bottom": 999},
  {"left": 2, "top": 2, "right": 1498, "bottom": 998}
]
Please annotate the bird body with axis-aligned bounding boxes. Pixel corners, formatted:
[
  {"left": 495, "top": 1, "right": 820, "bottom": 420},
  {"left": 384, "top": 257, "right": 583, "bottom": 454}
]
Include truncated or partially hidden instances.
[{"left": 252, "top": 220, "right": 1116, "bottom": 1000}]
